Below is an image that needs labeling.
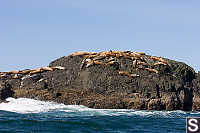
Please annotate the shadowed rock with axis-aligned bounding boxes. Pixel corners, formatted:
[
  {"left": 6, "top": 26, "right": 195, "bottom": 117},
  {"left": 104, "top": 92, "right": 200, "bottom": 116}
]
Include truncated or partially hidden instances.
[
  {"left": 0, "top": 82, "right": 14, "bottom": 102},
  {"left": 192, "top": 72, "right": 200, "bottom": 111}
]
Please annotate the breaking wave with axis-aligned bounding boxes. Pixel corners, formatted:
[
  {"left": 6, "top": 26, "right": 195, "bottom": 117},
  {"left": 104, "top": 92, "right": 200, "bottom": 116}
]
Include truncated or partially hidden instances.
[{"left": 0, "top": 98, "right": 199, "bottom": 118}]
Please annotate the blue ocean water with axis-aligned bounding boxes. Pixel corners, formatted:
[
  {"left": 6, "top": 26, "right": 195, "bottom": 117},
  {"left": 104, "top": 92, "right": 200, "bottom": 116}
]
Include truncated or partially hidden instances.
[{"left": 0, "top": 98, "right": 199, "bottom": 133}]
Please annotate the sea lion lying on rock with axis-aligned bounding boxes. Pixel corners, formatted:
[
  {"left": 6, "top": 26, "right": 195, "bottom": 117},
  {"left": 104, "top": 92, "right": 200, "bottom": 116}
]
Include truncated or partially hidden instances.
[{"left": 1, "top": 66, "right": 65, "bottom": 78}]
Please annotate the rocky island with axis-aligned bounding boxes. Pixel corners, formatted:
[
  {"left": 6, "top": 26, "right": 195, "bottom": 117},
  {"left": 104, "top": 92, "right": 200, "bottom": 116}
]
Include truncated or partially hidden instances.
[{"left": 0, "top": 51, "right": 200, "bottom": 111}]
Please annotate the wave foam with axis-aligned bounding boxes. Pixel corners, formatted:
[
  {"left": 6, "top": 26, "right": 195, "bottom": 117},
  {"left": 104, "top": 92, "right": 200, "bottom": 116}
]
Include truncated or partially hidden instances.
[
  {"left": 0, "top": 98, "right": 199, "bottom": 117},
  {"left": 0, "top": 98, "right": 69, "bottom": 114}
]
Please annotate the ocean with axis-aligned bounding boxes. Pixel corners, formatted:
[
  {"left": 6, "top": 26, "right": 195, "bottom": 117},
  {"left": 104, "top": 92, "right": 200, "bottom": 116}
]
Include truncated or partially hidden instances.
[{"left": 0, "top": 98, "right": 199, "bottom": 133}]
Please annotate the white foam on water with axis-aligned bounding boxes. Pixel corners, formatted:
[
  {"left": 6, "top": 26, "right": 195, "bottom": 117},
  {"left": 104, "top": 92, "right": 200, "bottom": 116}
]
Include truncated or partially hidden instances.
[
  {"left": 0, "top": 98, "right": 70, "bottom": 114},
  {"left": 0, "top": 98, "right": 198, "bottom": 117}
]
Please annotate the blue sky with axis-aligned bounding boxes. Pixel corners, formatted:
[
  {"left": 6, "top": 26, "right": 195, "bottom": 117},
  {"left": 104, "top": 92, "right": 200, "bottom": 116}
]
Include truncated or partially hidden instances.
[{"left": 0, "top": 0, "right": 200, "bottom": 71}]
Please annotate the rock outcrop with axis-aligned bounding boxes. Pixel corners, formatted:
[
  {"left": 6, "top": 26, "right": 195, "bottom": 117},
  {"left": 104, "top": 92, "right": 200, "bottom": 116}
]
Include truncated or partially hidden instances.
[
  {"left": 0, "top": 51, "right": 198, "bottom": 111},
  {"left": 0, "top": 82, "right": 14, "bottom": 102},
  {"left": 192, "top": 72, "right": 200, "bottom": 110}
]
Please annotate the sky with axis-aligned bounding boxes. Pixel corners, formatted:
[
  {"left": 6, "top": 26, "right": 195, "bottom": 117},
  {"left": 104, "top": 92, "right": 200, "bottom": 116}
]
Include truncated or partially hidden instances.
[{"left": 0, "top": 0, "right": 200, "bottom": 72}]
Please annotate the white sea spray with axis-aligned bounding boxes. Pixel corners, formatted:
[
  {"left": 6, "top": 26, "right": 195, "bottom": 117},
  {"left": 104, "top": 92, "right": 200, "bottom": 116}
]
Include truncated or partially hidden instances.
[{"left": 0, "top": 98, "right": 198, "bottom": 118}]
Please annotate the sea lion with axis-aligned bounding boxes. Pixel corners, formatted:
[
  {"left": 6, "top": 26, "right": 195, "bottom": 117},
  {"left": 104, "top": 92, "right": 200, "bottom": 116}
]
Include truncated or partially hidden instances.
[
  {"left": 115, "top": 53, "right": 122, "bottom": 58},
  {"left": 93, "top": 56, "right": 106, "bottom": 61},
  {"left": 83, "top": 54, "right": 97, "bottom": 59},
  {"left": 130, "top": 74, "right": 140, "bottom": 78},
  {"left": 0, "top": 73, "right": 6, "bottom": 77},
  {"left": 21, "top": 75, "right": 30, "bottom": 80},
  {"left": 12, "top": 74, "right": 19, "bottom": 79},
  {"left": 105, "top": 61, "right": 118, "bottom": 66},
  {"left": 7, "top": 70, "right": 19, "bottom": 75},
  {"left": 106, "top": 51, "right": 120, "bottom": 57},
  {"left": 19, "top": 69, "right": 32, "bottom": 75},
  {"left": 123, "top": 54, "right": 132, "bottom": 59},
  {"left": 51, "top": 66, "right": 65, "bottom": 70},
  {"left": 132, "top": 60, "right": 137, "bottom": 68},
  {"left": 85, "top": 59, "right": 94, "bottom": 68},
  {"left": 135, "top": 52, "right": 145, "bottom": 55},
  {"left": 119, "top": 71, "right": 131, "bottom": 78},
  {"left": 137, "top": 61, "right": 148, "bottom": 66},
  {"left": 137, "top": 65, "right": 145, "bottom": 70},
  {"left": 129, "top": 53, "right": 142, "bottom": 58},
  {"left": 130, "top": 56, "right": 140, "bottom": 61},
  {"left": 119, "top": 71, "right": 139, "bottom": 79},
  {"left": 112, "top": 51, "right": 125, "bottom": 57},
  {"left": 93, "top": 60, "right": 104, "bottom": 65},
  {"left": 29, "top": 68, "right": 41, "bottom": 75},
  {"left": 40, "top": 67, "right": 54, "bottom": 72},
  {"left": 106, "top": 52, "right": 116, "bottom": 57},
  {"left": 89, "top": 52, "right": 97, "bottom": 55},
  {"left": 111, "top": 51, "right": 123, "bottom": 54},
  {"left": 38, "top": 78, "right": 44, "bottom": 82},
  {"left": 98, "top": 51, "right": 111, "bottom": 57},
  {"left": 151, "top": 56, "right": 167, "bottom": 64},
  {"left": 113, "top": 52, "right": 131, "bottom": 59},
  {"left": 81, "top": 59, "right": 104, "bottom": 69},
  {"left": 98, "top": 51, "right": 123, "bottom": 58},
  {"left": 107, "top": 57, "right": 116, "bottom": 62},
  {"left": 142, "top": 56, "right": 152, "bottom": 66},
  {"left": 151, "top": 56, "right": 160, "bottom": 61},
  {"left": 159, "top": 58, "right": 168, "bottom": 64},
  {"left": 153, "top": 62, "right": 168, "bottom": 66},
  {"left": 145, "top": 68, "right": 158, "bottom": 74},
  {"left": 69, "top": 51, "right": 90, "bottom": 57}
]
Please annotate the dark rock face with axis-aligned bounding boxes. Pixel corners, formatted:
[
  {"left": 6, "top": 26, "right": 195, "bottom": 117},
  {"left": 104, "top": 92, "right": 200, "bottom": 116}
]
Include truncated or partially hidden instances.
[
  {"left": 0, "top": 82, "right": 14, "bottom": 102},
  {"left": 192, "top": 72, "right": 200, "bottom": 111},
  {"left": 0, "top": 52, "right": 198, "bottom": 111}
]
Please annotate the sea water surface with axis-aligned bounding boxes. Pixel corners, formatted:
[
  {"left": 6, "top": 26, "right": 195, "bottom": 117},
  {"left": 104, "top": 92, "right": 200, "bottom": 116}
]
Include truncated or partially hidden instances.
[{"left": 0, "top": 98, "right": 199, "bottom": 133}]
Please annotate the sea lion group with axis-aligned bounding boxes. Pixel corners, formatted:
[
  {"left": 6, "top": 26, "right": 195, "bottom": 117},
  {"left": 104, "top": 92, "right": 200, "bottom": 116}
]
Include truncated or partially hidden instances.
[
  {"left": 0, "top": 51, "right": 168, "bottom": 80},
  {"left": 70, "top": 50, "right": 169, "bottom": 79},
  {"left": 0, "top": 66, "right": 65, "bottom": 79}
]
